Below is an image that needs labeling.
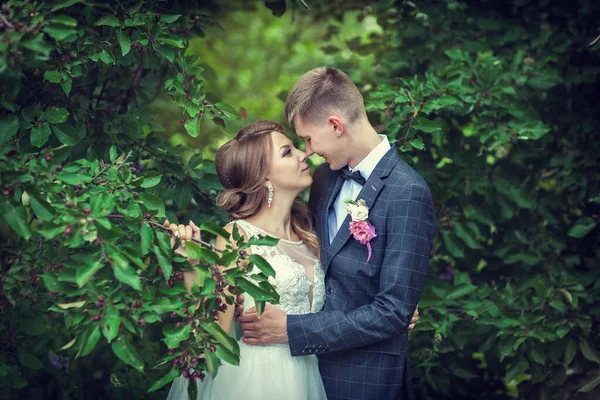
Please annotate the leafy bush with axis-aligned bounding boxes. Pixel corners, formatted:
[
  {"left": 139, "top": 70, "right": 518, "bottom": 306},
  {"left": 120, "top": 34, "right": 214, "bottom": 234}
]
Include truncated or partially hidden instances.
[{"left": 0, "top": 0, "right": 279, "bottom": 397}]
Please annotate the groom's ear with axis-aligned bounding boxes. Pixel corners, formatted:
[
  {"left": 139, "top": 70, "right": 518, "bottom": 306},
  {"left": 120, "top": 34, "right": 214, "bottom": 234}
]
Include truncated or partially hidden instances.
[{"left": 328, "top": 116, "right": 344, "bottom": 137}]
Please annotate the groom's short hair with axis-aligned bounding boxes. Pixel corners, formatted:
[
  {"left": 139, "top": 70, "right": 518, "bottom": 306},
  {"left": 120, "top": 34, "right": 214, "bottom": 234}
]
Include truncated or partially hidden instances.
[{"left": 285, "top": 67, "right": 366, "bottom": 127}]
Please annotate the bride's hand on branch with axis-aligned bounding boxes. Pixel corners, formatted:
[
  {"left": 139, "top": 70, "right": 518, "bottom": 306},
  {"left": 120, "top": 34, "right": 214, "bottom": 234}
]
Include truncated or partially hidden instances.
[{"left": 162, "top": 219, "right": 200, "bottom": 259}]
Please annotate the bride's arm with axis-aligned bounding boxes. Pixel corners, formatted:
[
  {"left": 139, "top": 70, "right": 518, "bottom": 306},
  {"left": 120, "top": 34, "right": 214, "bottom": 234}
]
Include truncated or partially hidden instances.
[{"left": 182, "top": 223, "right": 243, "bottom": 334}]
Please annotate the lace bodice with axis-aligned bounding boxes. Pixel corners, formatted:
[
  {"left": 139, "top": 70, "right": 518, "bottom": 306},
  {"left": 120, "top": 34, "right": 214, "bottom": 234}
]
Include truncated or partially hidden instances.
[{"left": 232, "top": 220, "right": 325, "bottom": 315}]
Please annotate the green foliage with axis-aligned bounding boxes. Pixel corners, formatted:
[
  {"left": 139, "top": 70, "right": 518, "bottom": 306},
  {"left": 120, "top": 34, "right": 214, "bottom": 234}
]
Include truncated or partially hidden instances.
[
  {"left": 348, "top": 1, "right": 600, "bottom": 399},
  {"left": 0, "top": 0, "right": 279, "bottom": 397}
]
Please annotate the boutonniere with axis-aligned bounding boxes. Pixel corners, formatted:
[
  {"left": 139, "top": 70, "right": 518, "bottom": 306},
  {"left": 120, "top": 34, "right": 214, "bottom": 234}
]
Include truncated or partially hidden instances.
[{"left": 345, "top": 199, "right": 377, "bottom": 262}]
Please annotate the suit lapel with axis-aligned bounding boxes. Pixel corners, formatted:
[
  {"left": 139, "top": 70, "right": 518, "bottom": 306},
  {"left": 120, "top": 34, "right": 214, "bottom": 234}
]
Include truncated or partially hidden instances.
[
  {"left": 325, "top": 175, "right": 384, "bottom": 271},
  {"left": 319, "top": 174, "right": 344, "bottom": 264},
  {"left": 323, "top": 146, "right": 401, "bottom": 271}
]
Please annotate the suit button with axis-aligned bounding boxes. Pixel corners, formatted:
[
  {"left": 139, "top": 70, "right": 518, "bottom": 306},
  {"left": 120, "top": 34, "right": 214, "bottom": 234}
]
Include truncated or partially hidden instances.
[{"left": 326, "top": 287, "right": 332, "bottom": 295}]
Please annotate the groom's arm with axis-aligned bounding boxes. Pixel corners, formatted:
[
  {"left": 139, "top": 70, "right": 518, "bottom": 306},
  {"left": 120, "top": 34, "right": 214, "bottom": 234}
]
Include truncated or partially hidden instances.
[{"left": 287, "top": 183, "right": 436, "bottom": 356}]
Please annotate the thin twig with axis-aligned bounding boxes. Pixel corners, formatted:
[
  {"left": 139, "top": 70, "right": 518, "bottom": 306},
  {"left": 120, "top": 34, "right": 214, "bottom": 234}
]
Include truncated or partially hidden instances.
[
  {"left": 91, "top": 150, "right": 133, "bottom": 181},
  {"left": 0, "top": 15, "right": 14, "bottom": 29},
  {"left": 105, "top": 214, "right": 222, "bottom": 253},
  {"left": 300, "top": 0, "right": 310, "bottom": 9}
]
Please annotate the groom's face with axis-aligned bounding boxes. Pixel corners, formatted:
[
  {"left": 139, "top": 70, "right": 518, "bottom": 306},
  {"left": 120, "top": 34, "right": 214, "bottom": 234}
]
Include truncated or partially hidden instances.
[{"left": 293, "top": 115, "right": 346, "bottom": 170}]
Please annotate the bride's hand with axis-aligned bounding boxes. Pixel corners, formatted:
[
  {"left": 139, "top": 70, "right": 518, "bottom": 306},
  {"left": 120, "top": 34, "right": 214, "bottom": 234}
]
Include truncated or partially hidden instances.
[{"left": 162, "top": 219, "right": 200, "bottom": 259}]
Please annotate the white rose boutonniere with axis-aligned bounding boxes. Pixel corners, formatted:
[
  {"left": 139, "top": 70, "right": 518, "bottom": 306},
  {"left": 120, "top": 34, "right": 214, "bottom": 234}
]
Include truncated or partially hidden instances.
[{"left": 346, "top": 199, "right": 369, "bottom": 221}]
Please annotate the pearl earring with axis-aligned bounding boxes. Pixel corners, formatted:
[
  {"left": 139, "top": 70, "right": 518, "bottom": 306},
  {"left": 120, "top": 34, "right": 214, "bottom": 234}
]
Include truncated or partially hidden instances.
[{"left": 267, "top": 182, "right": 273, "bottom": 208}]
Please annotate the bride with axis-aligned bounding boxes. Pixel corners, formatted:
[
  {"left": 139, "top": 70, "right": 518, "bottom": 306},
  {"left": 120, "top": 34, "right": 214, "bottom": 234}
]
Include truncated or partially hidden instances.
[{"left": 166, "top": 120, "right": 328, "bottom": 400}]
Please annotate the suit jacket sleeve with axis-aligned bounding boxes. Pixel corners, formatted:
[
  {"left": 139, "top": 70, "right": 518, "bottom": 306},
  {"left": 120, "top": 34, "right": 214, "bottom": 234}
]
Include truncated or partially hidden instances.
[{"left": 287, "top": 183, "right": 437, "bottom": 356}]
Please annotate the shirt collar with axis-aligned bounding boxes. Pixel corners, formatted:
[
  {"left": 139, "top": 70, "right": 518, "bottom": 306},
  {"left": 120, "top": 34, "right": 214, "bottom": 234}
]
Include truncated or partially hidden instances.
[{"left": 349, "top": 135, "right": 391, "bottom": 182}]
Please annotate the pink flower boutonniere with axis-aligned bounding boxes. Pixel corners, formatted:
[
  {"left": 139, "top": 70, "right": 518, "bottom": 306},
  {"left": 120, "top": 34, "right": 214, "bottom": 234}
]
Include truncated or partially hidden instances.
[{"left": 345, "top": 199, "right": 377, "bottom": 262}]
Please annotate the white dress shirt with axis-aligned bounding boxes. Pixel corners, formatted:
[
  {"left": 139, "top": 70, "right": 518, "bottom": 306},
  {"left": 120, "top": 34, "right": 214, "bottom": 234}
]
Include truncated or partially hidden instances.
[{"left": 328, "top": 135, "right": 391, "bottom": 243}]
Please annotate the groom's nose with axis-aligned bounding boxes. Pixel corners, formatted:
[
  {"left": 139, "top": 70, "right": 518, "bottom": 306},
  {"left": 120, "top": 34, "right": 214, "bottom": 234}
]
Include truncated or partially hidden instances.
[{"left": 305, "top": 142, "right": 313, "bottom": 156}]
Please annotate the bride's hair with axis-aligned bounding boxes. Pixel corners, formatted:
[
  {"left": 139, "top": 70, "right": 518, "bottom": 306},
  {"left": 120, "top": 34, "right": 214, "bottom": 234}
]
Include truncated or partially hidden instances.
[{"left": 215, "top": 120, "right": 320, "bottom": 258}]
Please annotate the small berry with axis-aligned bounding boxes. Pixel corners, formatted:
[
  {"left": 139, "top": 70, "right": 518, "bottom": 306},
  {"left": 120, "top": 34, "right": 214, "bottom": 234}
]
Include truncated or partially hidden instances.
[
  {"left": 168, "top": 348, "right": 177, "bottom": 354},
  {"left": 202, "top": 100, "right": 209, "bottom": 105},
  {"left": 45, "top": 155, "right": 52, "bottom": 162},
  {"left": 83, "top": 208, "right": 91, "bottom": 215},
  {"left": 145, "top": 213, "right": 152, "bottom": 219},
  {"left": 91, "top": 314, "right": 102, "bottom": 322},
  {"left": 170, "top": 312, "right": 177, "bottom": 319},
  {"left": 133, "top": 193, "right": 139, "bottom": 199},
  {"left": 65, "top": 202, "right": 73, "bottom": 208},
  {"left": 169, "top": 27, "right": 176, "bottom": 33},
  {"left": 55, "top": 165, "right": 63, "bottom": 172},
  {"left": 76, "top": 184, "right": 82, "bottom": 190},
  {"left": 134, "top": 300, "right": 142, "bottom": 308},
  {"left": 138, "top": 317, "right": 146, "bottom": 326},
  {"left": 64, "top": 226, "right": 73, "bottom": 236},
  {"left": 180, "top": 118, "right": 186, "bottom": 125}
]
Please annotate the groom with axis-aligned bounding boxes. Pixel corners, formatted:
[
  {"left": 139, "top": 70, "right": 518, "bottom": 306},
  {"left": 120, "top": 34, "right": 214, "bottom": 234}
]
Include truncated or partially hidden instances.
[{"left": 239, "top": 67, "right": 437, "bottom": 399}]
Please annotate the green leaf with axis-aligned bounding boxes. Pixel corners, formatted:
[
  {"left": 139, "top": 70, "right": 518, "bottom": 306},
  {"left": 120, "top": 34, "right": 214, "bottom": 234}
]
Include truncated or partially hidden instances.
[
  {"left": 56, "top": 172, "right": 92, "bottom": 185},
  {"left": 0, "top": 198, "right": 32, "bottom": 239},
  {"left": 152, "top": 245, "right": 172, "bottom": 281},
  {"left": 163, "top": 324, "right": 191, "bottom": 348},
  {"left": 202, "top": 322, "right": 240, "bottom": 355},
  {"left": 549, "top": 300, "right": 567, "bottom": 313},
  {"left": 140, "top": 193, "right": 165, "bottom": 216},
  {"left": 247, "top": 254, "right": 275, "bottom": 277},
  {"left": 52, "top": 15, "right": 78, "bottom": 27},
  {"left": 96, "top": 14, "right": 121, "bottom": 27},
  {"left": 216, "top": 344, "right": 240, "bottom": 366},
  {"left": 30, "top": 124, "right": 51, "bottom": 147},
  {"left": 111, "top": 335, "right": 144, "bottom": 372},
  {"left": 565, "top": 339, "right": 577, "bottom": 364},
  {"left": 44, "top": 70, "right": 62, "bottom": 83},
  {"left": 246, "top": 235, "right": 279, "bottom": 247},
  {"left": 0, "top": 115, "right": 19, "bottom": 146},
  {"left": 102, "top": 309, "right": 120, "bottom": 343},
  {"left": 408, "top": 135, "right": 425, "bottom": 150},
  {"left": 45, "top": 107, "right": 69, "bottom": 124},
  {"left": 61, "top": 78, "right": 72, "bottom": 96},
  {"left": 52, "top": 125, "right": 78, "bottom": 145},
  {"left": 200, "top": 222, "right": 231, "bottom": 239},
  {"left": 413, "top": 118, "right": 441, "bottom": 133},
  {"left": 22, "top": 34, "right": 53, "bottom": 56},
  {"left": 51, "top": 0, "right": 83, "bottom": 12},
  {"left": 568, "top": 217, "right": 596, "bottom": 238},
  {"left": 21, "top": 317, "right": 48, "bottom": 336},
  {"left": 580, "top": 338, "right": 600, "bottom": 364},
  {"left": 77, "top": 325, "right": 101, "bottom": 358},
  {"left": 17, "top": 349, "right": 43, "bottom": 370},
  {"left": 446, "top": 284, "right": 477, "bottom": 299},
  {"left": 76, "top": 261, "right": 104, "bottom": 287},
  {"left": 58, "top": 300, "right": 86, "bottom": 309},
  {"left": 140, "top": 222, "right": 153, "bottom": 255},
  {"left": 185, "top": 241, "right": 219, "bottom": 263},
  {"left": 116, "top": 29, "right": 131, "bottom": 56},
  {"left": 454, "top": 222, "right": 482, "bottom": 249},
  {"left": 99, "top": 50, "right": 114, "bottom": 64},
  {"left": 28, "top": 189, "right": 55, "bottom": 221},
  {"left": 139, "top": 171, "right": 162, "bottom": 188},
  {"left": 445, "top": 48, "right": 470, "bottom": 62},
  {"left": 109, "top": 144, "right": 117, "bottom": 162},
  {"left": 579, "top": 373, "right": 600, "bottom": 393},
  {"left": 43, "top": 24, "right": 76, "bottom": 41},
  {"left": 237, "top": 278, "right": 277, "bottom": 302},
  {"left": 148, "top": 368, "right": 180, "bottom": 392},
  {"left": 442, "top": 231, "right": 464, "bottom": 258},
  {"left": 110, "top": 248, "right": 142, "bottom": 290},
  {"left": 184, "top": 116, "right": 200, "bottom": 137}
]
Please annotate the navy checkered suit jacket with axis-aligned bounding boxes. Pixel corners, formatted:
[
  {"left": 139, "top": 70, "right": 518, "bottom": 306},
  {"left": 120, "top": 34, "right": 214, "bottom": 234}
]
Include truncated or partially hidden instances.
[{"left": 287, "top": 147, "right": 437, "bottom": 400}]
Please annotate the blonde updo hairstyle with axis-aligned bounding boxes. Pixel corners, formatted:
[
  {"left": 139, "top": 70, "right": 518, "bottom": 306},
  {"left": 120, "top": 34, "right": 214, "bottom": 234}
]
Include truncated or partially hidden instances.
[{"left": 215, "top": 120, "right": 320, "bottom": 257}]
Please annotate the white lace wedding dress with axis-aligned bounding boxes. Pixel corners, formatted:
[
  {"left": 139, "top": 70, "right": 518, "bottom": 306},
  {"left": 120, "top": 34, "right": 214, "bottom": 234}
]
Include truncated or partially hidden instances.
[{"left": 166, "top": 219, "right": 327, "bottom": 400}]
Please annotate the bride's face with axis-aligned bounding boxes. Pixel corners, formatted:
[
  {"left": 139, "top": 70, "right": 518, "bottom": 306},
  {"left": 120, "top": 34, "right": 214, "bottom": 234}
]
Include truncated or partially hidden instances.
[{"left": 267, "top": 131, "right": 312, "bottom": 194}]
